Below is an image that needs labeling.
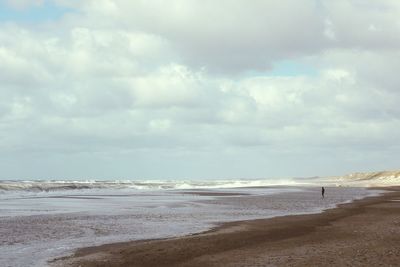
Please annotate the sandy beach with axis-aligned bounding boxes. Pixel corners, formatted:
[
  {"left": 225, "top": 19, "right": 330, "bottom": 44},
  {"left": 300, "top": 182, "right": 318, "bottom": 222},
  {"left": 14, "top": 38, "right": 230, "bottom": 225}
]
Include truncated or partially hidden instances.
[{"left": 50, "top": 187, "right": 400, "bottom": 267}]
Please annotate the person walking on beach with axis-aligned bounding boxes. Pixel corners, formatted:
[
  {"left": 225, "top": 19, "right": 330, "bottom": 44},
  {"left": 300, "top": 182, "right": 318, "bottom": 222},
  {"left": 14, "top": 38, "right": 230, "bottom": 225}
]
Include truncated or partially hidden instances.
[{"left": 322, "top": 187, "right": 325, "bottom": 199}]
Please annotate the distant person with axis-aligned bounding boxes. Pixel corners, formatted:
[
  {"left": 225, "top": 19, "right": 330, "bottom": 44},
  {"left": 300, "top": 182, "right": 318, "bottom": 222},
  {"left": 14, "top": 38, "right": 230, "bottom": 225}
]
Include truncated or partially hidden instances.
[{"left": 322, "top": 186, "right": 325, "bottom": 199}]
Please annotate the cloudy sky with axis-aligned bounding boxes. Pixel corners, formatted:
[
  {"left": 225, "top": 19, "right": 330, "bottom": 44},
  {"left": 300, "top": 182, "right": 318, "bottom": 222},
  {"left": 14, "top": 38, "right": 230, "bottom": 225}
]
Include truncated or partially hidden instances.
[{"left": 0, "top": 0, "right": 399, "bottom": 180}]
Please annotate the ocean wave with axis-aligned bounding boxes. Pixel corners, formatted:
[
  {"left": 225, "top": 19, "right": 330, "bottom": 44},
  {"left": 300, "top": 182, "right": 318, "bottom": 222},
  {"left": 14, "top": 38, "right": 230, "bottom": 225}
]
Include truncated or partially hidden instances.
[{"left": 0, "top": 179, "right": 298, "bottom": 192}]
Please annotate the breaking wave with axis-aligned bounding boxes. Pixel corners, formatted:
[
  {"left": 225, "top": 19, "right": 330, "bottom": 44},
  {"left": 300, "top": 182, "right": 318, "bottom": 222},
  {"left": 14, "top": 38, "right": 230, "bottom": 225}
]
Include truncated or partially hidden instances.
[{"left": 0, "top": 178, "right": 299, "bottom": 192}]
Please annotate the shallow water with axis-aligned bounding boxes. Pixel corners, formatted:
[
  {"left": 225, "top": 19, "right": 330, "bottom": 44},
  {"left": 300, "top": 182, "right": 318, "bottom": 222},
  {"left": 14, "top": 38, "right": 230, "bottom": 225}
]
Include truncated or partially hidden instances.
[{"left": 0, "top": 186, "right": 381, "bottom": 267}]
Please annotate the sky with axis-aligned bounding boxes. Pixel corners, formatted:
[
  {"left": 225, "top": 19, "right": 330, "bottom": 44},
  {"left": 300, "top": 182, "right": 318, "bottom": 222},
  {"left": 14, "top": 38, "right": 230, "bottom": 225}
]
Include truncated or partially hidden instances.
[{"left": 0, "top": 0, "right": 399, "bottom": 180}]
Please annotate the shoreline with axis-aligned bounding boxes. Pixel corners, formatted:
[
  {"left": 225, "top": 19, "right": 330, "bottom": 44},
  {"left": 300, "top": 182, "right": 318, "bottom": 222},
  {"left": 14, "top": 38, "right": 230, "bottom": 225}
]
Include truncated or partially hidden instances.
[{"left": 50, "top": 186, "right": 400, "bottom": 266}]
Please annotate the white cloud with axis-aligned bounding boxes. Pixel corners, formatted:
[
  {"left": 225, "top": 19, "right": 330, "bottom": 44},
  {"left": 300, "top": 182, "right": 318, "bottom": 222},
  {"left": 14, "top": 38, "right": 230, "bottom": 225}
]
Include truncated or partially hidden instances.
[{"left": 1, "top": 1, "right": 400, "bottom": 178}]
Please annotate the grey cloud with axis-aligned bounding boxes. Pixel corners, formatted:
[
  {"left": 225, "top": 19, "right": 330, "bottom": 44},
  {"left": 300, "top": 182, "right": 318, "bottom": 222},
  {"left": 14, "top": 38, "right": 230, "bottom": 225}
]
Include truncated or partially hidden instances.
[
  {"left": 323, "top": 0, "right": 400, "bottom": 50},
  {"left": 71, "top": 0, "right": 328, "bottom": 72},
  {"left": 66, "top": 0, "right": 400, "bottom": 73}
]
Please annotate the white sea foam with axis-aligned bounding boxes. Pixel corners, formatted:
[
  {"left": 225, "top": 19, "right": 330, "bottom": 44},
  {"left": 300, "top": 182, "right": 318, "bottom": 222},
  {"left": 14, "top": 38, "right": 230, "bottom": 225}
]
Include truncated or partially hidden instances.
[{"left": 0, "top": 178, "right": 301, "bottom": 194}]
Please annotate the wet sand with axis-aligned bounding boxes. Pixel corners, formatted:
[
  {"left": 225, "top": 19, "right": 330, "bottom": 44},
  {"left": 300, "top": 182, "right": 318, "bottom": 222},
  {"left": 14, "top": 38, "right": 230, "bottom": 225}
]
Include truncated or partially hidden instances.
[{"left": 51, "top": 187, "right": 400, "bottom": 267}]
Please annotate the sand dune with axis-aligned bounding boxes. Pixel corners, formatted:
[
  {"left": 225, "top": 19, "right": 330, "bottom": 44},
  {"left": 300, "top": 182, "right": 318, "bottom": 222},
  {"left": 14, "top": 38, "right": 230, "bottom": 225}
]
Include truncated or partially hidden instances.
[{"left": 323, "top": 170, "right": 400, "bottom": 187}]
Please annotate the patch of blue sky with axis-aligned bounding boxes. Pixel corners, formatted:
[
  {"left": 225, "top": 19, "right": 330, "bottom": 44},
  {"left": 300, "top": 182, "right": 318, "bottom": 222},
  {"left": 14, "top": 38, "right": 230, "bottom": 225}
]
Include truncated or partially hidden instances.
[
  {"left": 269, "top": 60, "right": 318, "bottom": 77},
  {"left": 0, "top": 2, "right": 72, "bottom": 22},
  {"left": 246, "top": 60, "right": 318, "bottom": 78}
]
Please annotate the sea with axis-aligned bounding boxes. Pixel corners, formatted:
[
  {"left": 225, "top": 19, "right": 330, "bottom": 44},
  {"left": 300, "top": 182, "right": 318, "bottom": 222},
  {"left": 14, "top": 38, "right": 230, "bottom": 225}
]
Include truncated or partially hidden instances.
[{"left": 0, "top": 178, "right": 382, "bottom": 267}]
